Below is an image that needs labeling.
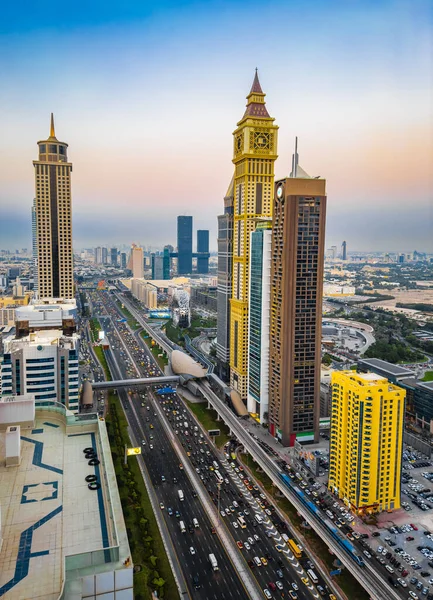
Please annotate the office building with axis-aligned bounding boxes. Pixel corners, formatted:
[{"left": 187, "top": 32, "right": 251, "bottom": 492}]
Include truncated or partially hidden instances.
[
  {"left": 196, "top": 230, "right": 210, "bottom": 274},
  {"left": 269, "top": 140, "right": 326, "bottom": 445},
  {"left": 177, "top": 216, "right": 193, "bottom": 274},
  {"left": 151, "top": 253, "right": 164, "bottom": 280},
  {"left": 0, "top": 301, "right": 80, "bottom": 412},
  {"left": 95, "top": 246, "right": 102, "bottom": 264},
  {"left": 247, "top": 220, "right": 272, "bottom": 423},
  {"left": 216, "top": 177, "right": 234, "bottom": 380},
  {"left": 120, "top": 252, "right": 127, "bottom": 269},
  {"left": 31, "top": 199, "right": 38, "bottom": 297},
  {"left": 110, "top": 247, "right": 118, "bottom": 266},
  {"left": 0, "top": 396, "right": 133, "bottom": 599},
  {"left": 130, "top": 244, "right": 144, "bottom": 279},
  {"left": 101, "top": 246, "right": 108, "bottom": 264},
  {"left": 341, "top": 240, "right": 347, "bottom": 261},
  {"left": 230, "top": 70, "right": 278, "bottom": 400},
  {"left": 33, "top": 114, "right": 74, "bottom": 299},
  {"left": 328, "top": 371, "right": 405, "bottom": 514},
  {"left": 163, "top": 246, "right": 171, "bottom": 280}
]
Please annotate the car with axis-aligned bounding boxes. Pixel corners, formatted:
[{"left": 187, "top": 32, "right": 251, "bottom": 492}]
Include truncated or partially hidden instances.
[
  {"left": 407, "top": 536, "right": 415, "bottom": 541},
  {"left": 189, "top": 546, "right": 196, "bottom": 555},
  {"left": 397, "top": 578, "right": 408, "bottom": 587},
  {"left": 149, "top": 444, "right": 153, "bottom": 449},
  {"left": 254, "top": 534, "right": 260, "bottom": 541},
  {"left": 233, "top": 522, "right": 239, "bottom": 529},
  {"left": 175, "top": 510, "right": 180, "bottom": 518},
  {"left": 372, "top": 531, "right": 381, "bottom": 537},
  {"left": 141, "top": 439, "right": 146, "bottom": 445},
  {"left": 261, "top": 557, "right": 268, "bottom": 566},
  {"left": 275, "top": 544, "right": 285, "bottom": 552},
  {"left": 244, "top": 541, "right": 251, "bottom": 550},
  {"left": 289, "top": 592, "right": 298, "bottom": 600},
  {"left": 248, "top": 537, "right": 255, "bottom": 545},
  {"left": 248, "top": 559, "right": 255, "bottom": 569},
  {"left": 237, "top": 541, "right": 244, "bottom": 549},
  {"left": 211, "top": 527, "right": 216, "bottom": 534},
  {"left": 268, "top": 582, "right": 277, "bottom": 591},
  {"left": 409, "top": 593, "right": 419, "bottom": 599},
  {"left": 220, "top": 510, "right": 226, "bottom": 517},
  {"left": 167, "top": 507, "right": 173, "bottom": 516},
  {"left": 363, "top": 551, "right": 372, "bottom": 559},
  {"left": 291, "top": 582, "right": 299, "bottom": 590},
  {"left": 263, "top": 590, "right": 272, "bottom": 600},
  {"left": 276, "top": 580, "right": 283, "bottom": 590}
]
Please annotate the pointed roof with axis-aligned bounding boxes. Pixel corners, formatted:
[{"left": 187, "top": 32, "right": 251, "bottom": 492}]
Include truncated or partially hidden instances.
[
  {"left": 48, "top": 112, "right": 58, "bottom": 141},
  {"left": 225, "top": 173, "right": 234, "bottom": 199},
  {"left": 242, "top": 69, "right": 270, "bottom": 119},
  {"left": 250, "top": 68, "right": 263, "bottom": 94}
]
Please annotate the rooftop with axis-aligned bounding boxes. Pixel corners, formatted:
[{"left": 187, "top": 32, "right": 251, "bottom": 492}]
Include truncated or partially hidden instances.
[
  {"left": 358, "top": 357, "right": 416, "bottom": 378},
  {"left": 0, "top": 403, "right": 132, "bottom": 599}
]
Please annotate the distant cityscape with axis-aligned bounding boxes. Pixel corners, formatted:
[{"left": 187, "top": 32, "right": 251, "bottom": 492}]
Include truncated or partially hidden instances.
[{"left": 1, "top": 72, "right": 433, "bottom": 600}]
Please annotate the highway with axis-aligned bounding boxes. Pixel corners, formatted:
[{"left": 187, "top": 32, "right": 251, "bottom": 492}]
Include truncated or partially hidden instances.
[
  {"left": 89, "top": 291, "right": 254, "bottom": 600},
  {"left": 112, "top": 288, "right": 411, "bottom": 600},
  {"left": 92, "top": 289, "right": 338, "bottom": 600}
]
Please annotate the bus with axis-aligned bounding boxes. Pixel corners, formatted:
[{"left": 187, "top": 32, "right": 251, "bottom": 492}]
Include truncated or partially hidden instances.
[
  {"left": 209, "top": 553, "right": 219, "bottom": 571},
  {"left": 288, "top": 538, "right": 303, "bottom": 559},
  {"left": 307, "top": 569, "right": 318, "bottom": 584},
  {"left": 214, "top": 470, "right": 224, "bottom": 484},
  {"left": 237, "top": 516, "right": 247, "bottom": 529}
]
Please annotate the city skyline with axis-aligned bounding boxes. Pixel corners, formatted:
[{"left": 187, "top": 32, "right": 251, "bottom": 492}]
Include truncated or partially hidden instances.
[{"left": 1, "top": 0, "right": 432, "bottom": 252}]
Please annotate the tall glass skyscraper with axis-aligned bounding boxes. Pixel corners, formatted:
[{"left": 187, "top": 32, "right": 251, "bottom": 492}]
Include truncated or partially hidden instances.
[
  {"left": 196, "top": 230, "right": 210, "bottom": 274},
  {"left": 177, "top": 216, "right": 193, "bottom": 274},
  {"left": 247, "top": 220, "right": 272, "bottom": 423}
]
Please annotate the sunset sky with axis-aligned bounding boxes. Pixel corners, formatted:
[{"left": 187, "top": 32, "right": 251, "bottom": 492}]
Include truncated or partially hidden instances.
[{"left": 0, "top": 0, "right": 432, "bottom": 252}]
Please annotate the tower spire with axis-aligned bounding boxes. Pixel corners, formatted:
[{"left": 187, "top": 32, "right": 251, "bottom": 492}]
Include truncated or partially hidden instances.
[
  {"left": 49, "top": 113, "right": 56, "bottom": 139},
  {"left": 250, "top": 68, "right": 263, "bottom": 94}
]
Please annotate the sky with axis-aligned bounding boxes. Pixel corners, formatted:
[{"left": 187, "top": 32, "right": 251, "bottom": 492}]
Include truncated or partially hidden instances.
[{"left": 0, "top": 0, "right": 432, "bottom": 253}]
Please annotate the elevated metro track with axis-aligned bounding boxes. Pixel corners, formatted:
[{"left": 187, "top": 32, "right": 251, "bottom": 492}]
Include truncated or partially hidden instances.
[{"left": 109, "top": 288, "right": 400, "bottom": 600}]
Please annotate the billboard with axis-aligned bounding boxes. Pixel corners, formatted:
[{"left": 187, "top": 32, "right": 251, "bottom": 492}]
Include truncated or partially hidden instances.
[
  {"left": 98, "top": 330, "right": 105, "bottom": 341},
  {"left": 208, "top": 429, "right": 220, "bottom": 437},
  {"left": 126, "top": 447, "right": 142, "bottom": 456}
]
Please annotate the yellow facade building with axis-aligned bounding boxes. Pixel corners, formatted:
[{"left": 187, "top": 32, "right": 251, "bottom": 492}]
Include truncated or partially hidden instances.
[
  {"left": 229, "top": 71, "right": 278, "bottom": 399},
  {"left": 328, "top": 371, "right": 405, "bottom": 514}
]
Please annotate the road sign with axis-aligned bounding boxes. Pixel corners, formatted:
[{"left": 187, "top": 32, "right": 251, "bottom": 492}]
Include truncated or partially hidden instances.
[
  {"left": 208, "top": 429, "right": 220, "bottom": 437},
  {"left": 330, "top": 569, "right": 341, "bottom": 576}
]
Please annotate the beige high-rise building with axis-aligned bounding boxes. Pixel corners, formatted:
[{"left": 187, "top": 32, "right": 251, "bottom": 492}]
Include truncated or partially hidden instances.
[
  {"left": 130, "top": 244, "right": 144, "bottom": 279},
  {"left": 33, "top": 114, "right": 74, "bottom": 299}
]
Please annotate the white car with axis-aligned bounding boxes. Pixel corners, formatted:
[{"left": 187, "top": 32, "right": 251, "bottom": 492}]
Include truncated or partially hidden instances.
[
  {"left": 232, "top": 522, "right": 239, "bottom": 529},
  {"left": 254, "top": 534, "right": 260, "bottom": 542},
  {"left": 220, "top": 510, "right": 226, "bottom": 517},
  {"left": 244, "top": 542, "right": 251, "bottom": 550},
  {"left": 276, "top": 581, "right": 283, "bottom": 590},
  {"left": 248, "top": 537, "right": 255, "bottom": 545},
  {"left": 189, "top": 546, "right": 196, "bottom": 555}
]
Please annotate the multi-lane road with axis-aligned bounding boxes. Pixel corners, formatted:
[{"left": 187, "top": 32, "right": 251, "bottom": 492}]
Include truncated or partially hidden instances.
[{"left": 87, "top": 288, "right": 337, "bottom": 600}]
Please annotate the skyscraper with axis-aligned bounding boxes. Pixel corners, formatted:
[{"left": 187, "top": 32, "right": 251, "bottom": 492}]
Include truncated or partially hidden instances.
[
  {"left": 163, "top": 246, "right": 171, "bottom": 280},
  {"left": 101, "top": 247, "right": 108, "bottom": 264},
  {"left": 328, "top": 371, "right": 405, "bottom": 514},
  {"left": 95, "top": 247, "right": 103, "bottom": 264},
  {"left": 230, "top": 71, "right": 278, "bottom": 400},
  {"left": 33, "top": 114, "right": 74, "bottom": 299},
  {"left": 247, "top": 220, "right": 272, "bottom": 423},
  {"left": 269, "top": 140, "right": 326, "bottom": 445},
  {"left": 130, "top": 244, "right": 144, "bottom": 279},
  {"left": 120, "top": 252, "right": 127, "bottom": 269},
  {"left": 31, "top": 199, "right": 38, "bottom": 296},
  {"left": 216, "top": 177, "right": 234, "bottom": 381},
  {"left": 110, "top": 247, "right": 118, "bottom": 266},
  {"left": 196, "top": 230, "right": 210, "bottom": 274},
  {"left": 151, "top": 253, "right": 164, "bottom": 279},
  {"left": 177, "top": 216, "right": 193, "bottom": 274},
  {"left": 341, "top": 240, "right": 347, "bottom": 261}
]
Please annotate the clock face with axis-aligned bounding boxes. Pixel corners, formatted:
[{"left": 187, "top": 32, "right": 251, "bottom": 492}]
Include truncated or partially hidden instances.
[
  {"left": 277, "top": 185, "right": 283, "bottom": 198},
  {"left": 253, "top": 131, "right": 271, "bottom": 150}
]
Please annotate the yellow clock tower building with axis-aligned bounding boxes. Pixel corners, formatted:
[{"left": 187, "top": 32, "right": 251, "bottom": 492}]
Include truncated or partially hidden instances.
[{"left": 230, "top": 71, "right": 278, "bottom": 399}]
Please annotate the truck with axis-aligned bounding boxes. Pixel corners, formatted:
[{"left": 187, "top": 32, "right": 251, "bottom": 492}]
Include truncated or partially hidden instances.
[
  {"left": 178, "top": 490, "right": 184, "bottom": 501},
  {"left": 209, "top": 553, "right": 218, "bottom": 571}
]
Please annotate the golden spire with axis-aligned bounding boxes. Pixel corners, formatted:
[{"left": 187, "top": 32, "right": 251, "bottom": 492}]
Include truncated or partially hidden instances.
[{"left": 49, "top": 113, "right": 57, "bottom": 139}]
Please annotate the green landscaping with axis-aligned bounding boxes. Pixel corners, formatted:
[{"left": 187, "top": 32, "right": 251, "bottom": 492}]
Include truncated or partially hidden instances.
[
  {"left": 164, "top": 313, "right": 217, "bottom": 345},
  {"left": 140, "top": 331, "right": 169, "bottom": 369},
  {"left": 422, "top": 370, "right": 433, "bottom": 382},
  {"left": 114, "top": 298, "right": 140, "bottom": 329},
  {"left": 90, "top": 317, "right": 101, "bottom": 342},
  {"left": 241, "top": 456, "right": 369, "bottom": 600},
  {"left": 106, "top": 393, "right": 177, "bottom": 600},
  {"left": 185, "top": 400, "right": 230, "bottom": 448},
  {"left": 94, "top": 346, "right": 111, "bottom": 381}
]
